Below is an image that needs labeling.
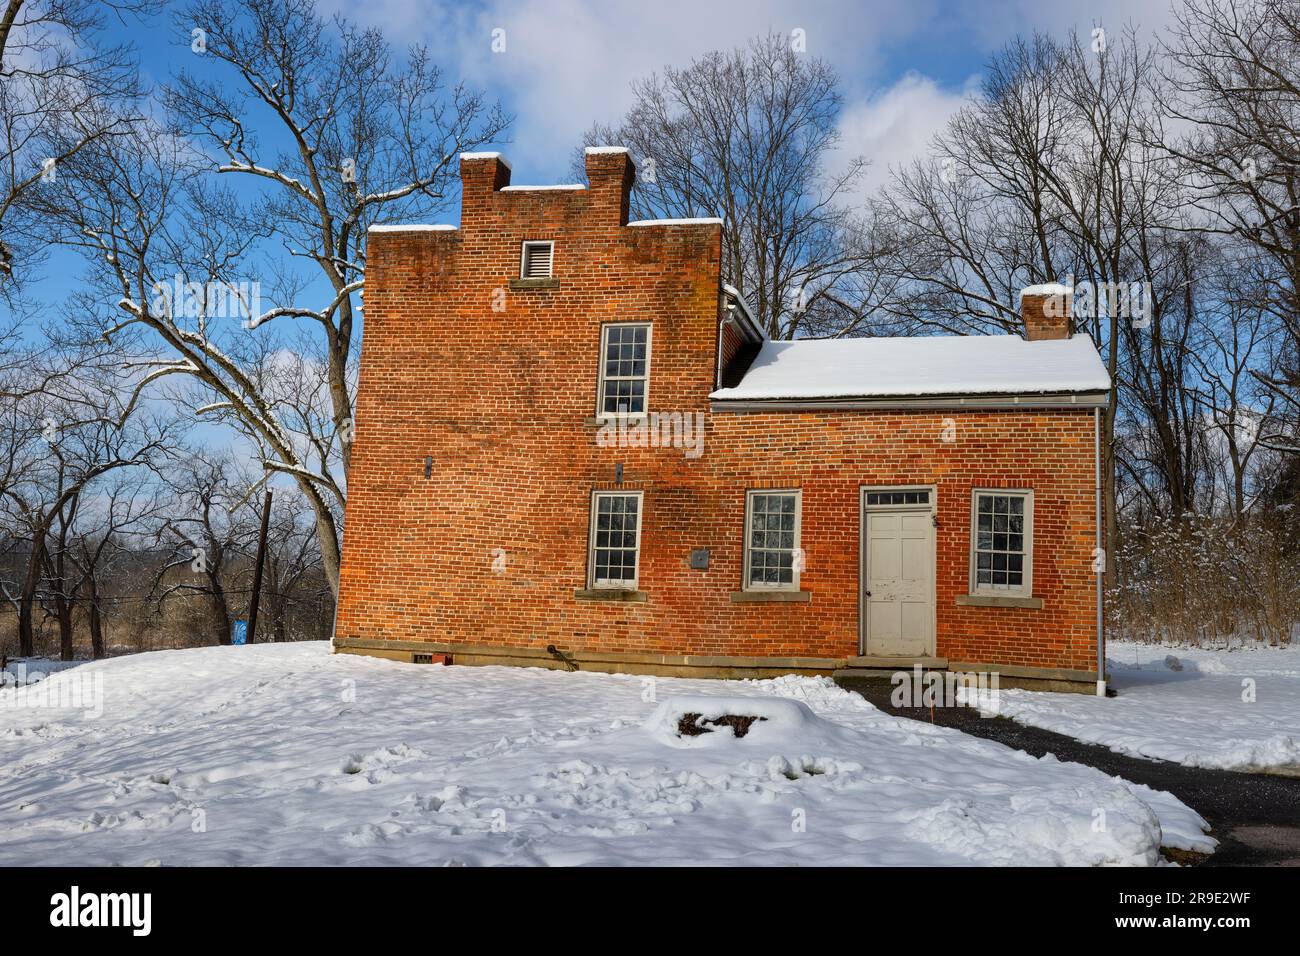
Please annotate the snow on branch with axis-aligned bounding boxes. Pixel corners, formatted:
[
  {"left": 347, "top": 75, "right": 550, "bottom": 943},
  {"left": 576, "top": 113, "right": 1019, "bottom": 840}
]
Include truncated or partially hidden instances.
[{"left": 247, "top": 280, "right": 364, "bottom": 330}]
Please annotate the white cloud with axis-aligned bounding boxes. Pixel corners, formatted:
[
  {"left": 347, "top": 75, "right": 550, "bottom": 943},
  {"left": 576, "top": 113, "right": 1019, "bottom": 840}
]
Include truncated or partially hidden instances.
[
  {"left": 954, "top": 0, "right": 1179, "bottom": 51},
  {"left": 319, "top": 0, "right": 930, "bottom": 182},
  {"left": 832, "top": 72, "right": 977, "bottom": 201},
  {"left": 314, "top": 0, "right": 1182, "bottom": 192}
]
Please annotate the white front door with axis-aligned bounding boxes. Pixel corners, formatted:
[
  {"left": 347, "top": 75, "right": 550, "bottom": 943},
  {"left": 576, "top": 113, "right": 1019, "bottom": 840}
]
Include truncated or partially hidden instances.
[{"left": 862, "top": 493, "right": 935, "bottom": 657}]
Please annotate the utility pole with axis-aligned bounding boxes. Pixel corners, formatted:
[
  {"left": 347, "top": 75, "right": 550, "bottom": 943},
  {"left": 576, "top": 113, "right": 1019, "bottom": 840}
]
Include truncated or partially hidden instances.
[{"left": 246, "top": 490, "right": 273, "bottom": 644}]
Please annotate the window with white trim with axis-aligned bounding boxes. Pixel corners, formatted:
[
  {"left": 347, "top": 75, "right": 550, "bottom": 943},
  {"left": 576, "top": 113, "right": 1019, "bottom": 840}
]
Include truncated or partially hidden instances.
[
  {"left": 744, "top": 490, "right": 802, "bottom": 590},
  {"left": 970, "top": 490, "right": 1033, "bottom": 595},
  {"left": 589, "top": 491, "right": 643, "bottom": 588},
  {"left": 520, "top": 240, "right": 554, "bottom": 278},
  {"left": 596, "top": 323, "right": 651, "bottom": 417}
]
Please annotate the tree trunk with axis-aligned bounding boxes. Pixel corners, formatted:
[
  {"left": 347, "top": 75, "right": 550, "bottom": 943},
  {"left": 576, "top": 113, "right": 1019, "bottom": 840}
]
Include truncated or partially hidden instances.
[
  {"left": 17, "top": 537, "right": 44, "bottom": 656},
  {"left": 48, "top": 546, "right": 75, "bottom": 661},
  {"left": 209, "top": 585, "right": 232, "bottom": 646},
  {"left": 88, "top": 579, "right": 105, "bottom": 660},
  {"left": 302, "top": 485, "right": 341, "bottom": 597},
  {"left": 17, "top": 595, "right": 34, "bottom": 657},
  {"left": 57, "top": 599, "right": 74, "bottom": 661},
  {"left": 88, "top": 602, "right": 105, "bottom": 659},
  {"left": 317, "top": 596, "right": 333, "bottom": 641}
]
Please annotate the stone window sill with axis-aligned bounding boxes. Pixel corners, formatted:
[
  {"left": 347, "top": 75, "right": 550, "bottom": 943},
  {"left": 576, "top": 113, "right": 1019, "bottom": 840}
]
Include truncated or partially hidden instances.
[
  {"left": 730, "top": 590, "right": 812, "bottom": 603},
  {"left": 574, "top": 588, "right": 647, "bottom": 603},
  {"left": 509, "top": 278, "right": 560, "bottom": 290},
  {"left": 584, "top": 415, "right": 648, "bottom": 427},
  {"left": 956, "top": 594, "right": 1043, "bottom": 610}
]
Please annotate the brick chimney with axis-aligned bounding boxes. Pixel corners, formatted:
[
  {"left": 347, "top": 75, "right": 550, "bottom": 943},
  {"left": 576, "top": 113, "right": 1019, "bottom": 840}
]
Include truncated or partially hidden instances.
[
  {"left": 1020, "top": 284, "right": 1073, "bottom": 341},
  {"left": 584, "top": 147, "right": 636, "bottom": 226},
  {"left": 459, "top": 152, "right": 511, "bottom": 219}
]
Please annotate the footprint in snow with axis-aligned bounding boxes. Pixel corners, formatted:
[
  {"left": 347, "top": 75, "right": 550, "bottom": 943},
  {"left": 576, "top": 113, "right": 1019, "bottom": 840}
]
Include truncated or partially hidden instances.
[{"left": 340, "top": 821, "right": 403, "bottom": 846}]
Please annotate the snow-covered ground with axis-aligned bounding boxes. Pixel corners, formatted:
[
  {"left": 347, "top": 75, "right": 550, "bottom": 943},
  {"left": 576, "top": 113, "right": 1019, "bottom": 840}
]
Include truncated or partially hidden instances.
[
  {"left": 0, "top": 643, "right": 1213, "bottom": 866},
  {"left": 1, "top": 658, "right": 86, "bottom": 687},
  {"left": 965, "top": 640, "right": 1300, "bottom": 773}
]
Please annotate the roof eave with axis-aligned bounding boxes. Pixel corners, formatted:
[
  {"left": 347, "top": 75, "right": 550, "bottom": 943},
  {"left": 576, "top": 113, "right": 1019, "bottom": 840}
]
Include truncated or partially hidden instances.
[{"left": 720, "top": 284, "right": 766, "bottom": 342}]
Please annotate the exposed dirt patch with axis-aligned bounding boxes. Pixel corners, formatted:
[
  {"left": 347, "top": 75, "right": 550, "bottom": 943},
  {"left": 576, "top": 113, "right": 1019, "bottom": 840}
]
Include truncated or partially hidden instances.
[
  {"left": 1160, "top": 846, "right": 1213, "bottom": 866},
  {"left": 677, "top": 713, "right": 767, "bottom": 738}
]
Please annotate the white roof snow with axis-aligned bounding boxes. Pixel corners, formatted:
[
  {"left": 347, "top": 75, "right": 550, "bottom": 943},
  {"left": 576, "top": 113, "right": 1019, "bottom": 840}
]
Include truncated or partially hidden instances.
[
  {"left": 367, "top": 223, "right": 457, "bottom": 233},
  {"left": 627, "top": 217, "right": 724, "bottom": 227},
  {"left": 1021, "top": 283, "right": 1074, "bottom": 297},
  {"left": 585, "top": 146, "right": 630, "bottom": 155},
  {"left": 460, "top": 151, "right": 512, "bottom": 168},
  {"left": 499, "top": 183, "right": 586, "bottom": 192},
  {"left": 710, "top": 334, "right": 1111, "bottom": 401}
]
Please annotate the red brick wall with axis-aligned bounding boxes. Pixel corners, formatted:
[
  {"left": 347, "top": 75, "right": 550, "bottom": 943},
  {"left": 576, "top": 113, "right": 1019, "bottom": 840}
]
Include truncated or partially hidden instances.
[
  {"left": 336, "top": 153, "right": 1102, "bottom": 674},
  {"left": 718, "top": 317, "right": 746, "bottom": 374}
]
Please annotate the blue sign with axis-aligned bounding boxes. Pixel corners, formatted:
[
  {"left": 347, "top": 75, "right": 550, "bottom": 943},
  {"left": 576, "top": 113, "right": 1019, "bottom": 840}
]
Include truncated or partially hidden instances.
[{"left": 232, "top": 620, "right": 248, "bottom": 646}]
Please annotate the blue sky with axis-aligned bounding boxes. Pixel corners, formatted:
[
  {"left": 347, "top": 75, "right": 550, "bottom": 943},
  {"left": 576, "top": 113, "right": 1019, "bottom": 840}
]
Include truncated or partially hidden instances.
[{"left": 13, "top": 0, "right": 1179, "bottom": 318}]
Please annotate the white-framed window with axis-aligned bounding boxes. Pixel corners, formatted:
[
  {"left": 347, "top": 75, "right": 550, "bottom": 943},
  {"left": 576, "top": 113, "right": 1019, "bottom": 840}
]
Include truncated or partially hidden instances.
[
  {"left": 596, "top": 323, "right": 651, "bottom": 417},
  {"left": 969, "top": 489, "right": 1033, "bottom": 596},
  {"left": 744, "top": 489, "right": 802, "bottom": 590},
  {"left": 588, "top": 490, "right": 643, "bottom": 589},
  {"left": 520, "top": 240, "right": 554, "bottom": 279}
]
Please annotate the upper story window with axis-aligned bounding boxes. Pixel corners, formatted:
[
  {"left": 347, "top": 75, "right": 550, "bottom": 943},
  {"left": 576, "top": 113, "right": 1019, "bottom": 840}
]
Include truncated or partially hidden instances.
[
  {"left": 744, "top": 490, "right": 802, "bottom": 591},
  {"left": 969, "top": 489, "right": 1033, "bottom": 597},
  {"left": 597, "top": 323, "right": 651, "bottom": 417},
  {"left": 520, "top": 240, "right": 554, "bottom": 279}
]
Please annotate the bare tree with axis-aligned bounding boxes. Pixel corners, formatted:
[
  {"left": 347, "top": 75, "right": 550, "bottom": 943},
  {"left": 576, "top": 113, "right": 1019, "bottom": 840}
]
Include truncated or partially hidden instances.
[
  {"left": 43, "top": 123, "right": 362, "bottom": 596},
  {"left": 0, "top": 0, "right": 158, "bottom": 289},
  {"left": 61, "top": 470, "right": 166, "bottom": 658},
  {"left": 579, "top": 32, "right": 872, "bottom": 338},
  {"left": 152, "top": 453, "right": 258, "bottom": 648},
  {"left": 0, "top": 365, "right": 172, "bottom": 657},
  {"left": 258, "top": 488, "right": 327, "bottom": 643},
  {"left": 1113, "top": 236, "right": 1216, "bottom": 520},
  {"left": 1163, "top": 0, "right": 1300, "bottom": 455},
  {"left": 872, "top": 27, "right": 1196, "bottom": 575},
  {"left": 148, "top": 0, "right": 507, "bottom": 590},
  {"left": 1186, "top": 267, "right": 1278, "bottom": 517},
  {"left": 43, "top": 1, "right": 508, "bottom": 594}
]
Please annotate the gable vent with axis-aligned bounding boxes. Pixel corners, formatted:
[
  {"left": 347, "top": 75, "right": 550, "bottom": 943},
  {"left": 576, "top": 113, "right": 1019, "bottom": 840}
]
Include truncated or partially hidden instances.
[{"left": 520, "top": 241, "right": 554, "bottom": 279}]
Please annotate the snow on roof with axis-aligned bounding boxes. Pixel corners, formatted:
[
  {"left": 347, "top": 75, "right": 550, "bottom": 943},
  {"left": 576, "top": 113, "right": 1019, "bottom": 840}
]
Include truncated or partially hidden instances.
[
  {"left": 499, "top": 183, "right": 586, "bottom": 192},
  {"left": 367, "top": 223, "right": 457, "bottom": 233},
  {"left": 1021, "top": 283, "right": 1074, "bottom": 297},
  {"left": 460, "top": 151, "right": 512, "bottom": 169},
  {"left": 710, "top": 334, "right": 1111, "bottom": 402},
  {"left": 627, "top": 217, "right": 724, "bottom": 227},
  {"left": 585, "top": 146, "right": 630, "bottom": 155}
]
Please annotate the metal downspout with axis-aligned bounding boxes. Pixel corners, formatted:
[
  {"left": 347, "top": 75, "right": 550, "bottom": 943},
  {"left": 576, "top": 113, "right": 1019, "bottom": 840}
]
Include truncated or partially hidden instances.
[{"left": 1095, "top": 406, "right": 1106, "bottom": 697}]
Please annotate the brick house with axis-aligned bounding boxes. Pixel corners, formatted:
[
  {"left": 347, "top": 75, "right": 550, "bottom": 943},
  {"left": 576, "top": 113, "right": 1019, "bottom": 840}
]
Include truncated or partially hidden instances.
[{"left": 333, "top": 147, "right": 1111, "bottom": 693}]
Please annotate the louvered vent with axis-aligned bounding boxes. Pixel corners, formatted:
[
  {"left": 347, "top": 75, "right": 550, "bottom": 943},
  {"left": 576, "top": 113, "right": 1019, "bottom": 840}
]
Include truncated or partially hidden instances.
[{"left": 520, "top": 241, "right": 554, "bottom": 279}]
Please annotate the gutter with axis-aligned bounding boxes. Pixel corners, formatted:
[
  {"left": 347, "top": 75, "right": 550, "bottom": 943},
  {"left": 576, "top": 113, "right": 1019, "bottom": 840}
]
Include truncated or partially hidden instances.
[{"left": 710, "top": 391, "right": 1112, "bottom": 413}]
